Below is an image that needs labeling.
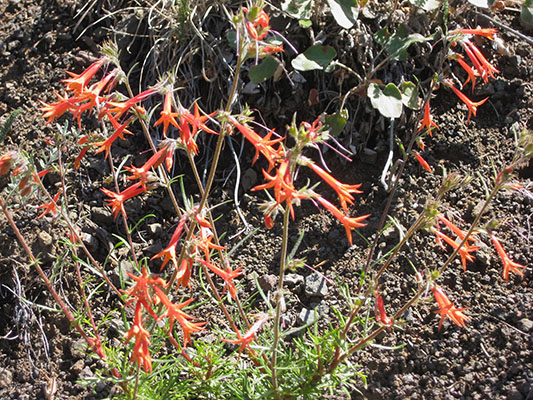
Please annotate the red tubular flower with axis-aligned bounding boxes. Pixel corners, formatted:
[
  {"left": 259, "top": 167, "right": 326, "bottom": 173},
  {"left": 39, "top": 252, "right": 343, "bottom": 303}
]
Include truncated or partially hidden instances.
[
  {"left": 229, "top": 117, "right": 284, "bottom": 171},
  {"left": 125, "top": 145, "right": 169, "bottom": 191},
  {"left": 490, "top": 233, "right": 526, "bottom": 281},
  {"left": 92, "top": 115, "right": 134, "bottom": 159},
  {"left": 418, "top": 101, "right": 439, "bottom": 134},
  {"left": 432, "top": 228, "right": 480, "bottom": 271},
  {"left": 432, "top": 286, "right": 469, "bottom": 330},
  {"left": 101, "top": 181, "right": 146, "bottom": 220},
  {"left": 414, "top": 152, "right": 432, "bottom": 172},
  {"left": 154, "top": 91, "right": 180, "bottom": 136},
  {"left": 123, "top": 266, "right": 167, "bottom": 320},
  {"left": 199, "top": 260, "right": 243, "bottom": 300},
  {"left": 445, "top": 80, "right": 488, "bottom": 122},
  {"left": 222, "top": 313, "right": 268, "bottom": 354},
  {"left": 36, "top": 191, "right": 61, "bottom": 219},
  {"left": 374, "top": 290, "right": 392, "bottom": 328},
  {"left": 39, "top": 92, "right": 78, "bottom": 124},
  {"left": 124, "top": 302, "right": 153, "bottom": 373},
  {"left": 152, "top": 286, "right": 206, "bottom": 347},
  {"left": 462, "top": 39, "right": 499, "bottom": 82},
  {"left": 451, "top": 28, "right": 498, "bottom": 40},
  {"left": 62, "top": 59, "right": 104, "bottom": 95},
  {"left": 315, "top": 195, "right": 369, "bottom": 245},
  {"left": 450, "top": 54, "right": 480, "bottom": 92},
  {"left": 307, "top": 161, "right": 363, "bottom": 212},
  {"left": 0, "top": 151, "right": 17, "bottom": 175},
  {"left": 436, "top": 215, "right": 477, "bottom": 243},
  {"left": 152, "top": 218, "right": 187, "bottom": 271},
  {"left": 180, "top": 103, "right": 218, "bottom": 136},
  {"left": 244, "top": 8, "right": 270, "bottom": 40},
  {"left": 104, "top": 89, "right": 156, "bottom": 120}
]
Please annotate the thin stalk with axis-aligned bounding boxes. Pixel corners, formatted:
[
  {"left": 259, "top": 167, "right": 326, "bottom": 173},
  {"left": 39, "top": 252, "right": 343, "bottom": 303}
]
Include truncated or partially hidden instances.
[{"left": 270, "top": 206, "right": 291, "bottom": 397}]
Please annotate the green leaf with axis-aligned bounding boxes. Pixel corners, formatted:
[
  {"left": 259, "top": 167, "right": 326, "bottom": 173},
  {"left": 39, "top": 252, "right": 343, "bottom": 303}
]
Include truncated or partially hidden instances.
[
  {"left": 375, "top": 25, "right": 431, "bottom": 60},
  {"left": 249, "top": 56, "right": 280, "bottom": 84},
  {"left": 409, "top": 0, "right": 440, "bottom": 11},
  {"left": 291, "top": 45, "right": 337, "bottom": 71},
  {"left": 282, "top": 0, "right": 313, "bottom": 20},
  {"left": 326, "top": 0, "right": 359, "bottom": 29},
  {"left": 521, "top": 0, "right": 533, "bottom": 28},
  {"left": 400, "top": 81, "right": 421, "bottom": 110},
  {"left": 324, "top": 109, "right": 348, "bottom": 137},
  {"left": 368, "top": 82, "right": 403, "bottom": 119}
]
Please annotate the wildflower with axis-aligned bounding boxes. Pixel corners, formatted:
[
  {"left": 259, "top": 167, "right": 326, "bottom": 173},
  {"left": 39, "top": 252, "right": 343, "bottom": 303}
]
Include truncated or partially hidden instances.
[
  {"left": 229, "top": 117, "right": 284, "bottom": 171},
  {"left": 124, "top": 302, "right": 153, "bottom": 373},
  {"left": 123, "top": 266, "right": 167, "bottom": 320},
  {"left": 101, "top": 181, "right": 146, "bottom": 220},
  {"left": 450, "top": 54, "right": 479, "bottom": 92},
  {"left": 436, "top": 215, "right": 477, "bottom": 244},
  {"left": 315, "top": 195, "right": 369, "bottom": 246},
  {"left": 36, "top": 191, "right": 61, "bottom": 219},
  {"left": 432, "top": 228, "right": 480, "bottom": 271},
  {"left": 153, "top": 286, "right": 206, "bottom": 347},
  {"left": 306, "top": 161, "right": 363, "bottom": 212},
  {"left": 261, "top": 44, "right": 284, "bottom": 55},
  {"left": 374, "top": 290, "right": 392, "bottom": 328},
  {"left": 40, "top": 92, "right": 78, "bottom": 124},
  {"left": 244, "top": 8, "right": 270, "bottom": 40},
  {"left": 432, "top": 286, "right": 469, "bottom": 330},
  {"left": 199, "top": 260, "right": 243, "bottom": 300},
  {"left": 445, "top": 80, "right": 488, "bottom": 122},
  {"left": 92, "top": 115, "right": 134, "bottom": 159},
  {"left": 0, "top": 151, "right": 17, "bottom": 176},
  {"left": 62, "top": 59, "right": 104, "bottom": 95},
  {"left": 418, "top": 101, "right": 439, "bottom": 134},
  {"left": 462, "top": 39, "right": 499, "bottom": 82},
  {"left": 152, "top": 218, "right": 187, "bottom": 271},
  {"left": 450, "top": 28, "right": 498, "bottom": 40},
  {"left": 222, "top": 313, "right": 268, "bottom": 354},
  {"left": 154, "top": 91, "right": 180, "bottom": 136},
  {"left": 180, "top": 103, "right": 218, "bottom": 136},
  {"left": 414, "top": 152, "right": 432, "bottom": 172},
  {"left": 125, "top": 145, "right": 169, "bottom": 191},
  {"left": 104, "top": 89, "right": 156, "bottom": 120},
  {"left": 490, "top": 233, "right": 526, "bottom": 281}
]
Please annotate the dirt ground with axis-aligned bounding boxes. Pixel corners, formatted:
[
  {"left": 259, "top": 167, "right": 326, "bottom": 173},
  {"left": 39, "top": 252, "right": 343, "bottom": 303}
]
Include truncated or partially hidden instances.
[{"left": 0, "top": 0, "right": 532, "bottom": 399}]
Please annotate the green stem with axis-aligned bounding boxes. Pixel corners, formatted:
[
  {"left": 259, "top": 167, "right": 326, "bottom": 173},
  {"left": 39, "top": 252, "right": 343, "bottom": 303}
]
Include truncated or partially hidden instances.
[{"left": 270, "top": 206, "right": 291, "bottom": 397}]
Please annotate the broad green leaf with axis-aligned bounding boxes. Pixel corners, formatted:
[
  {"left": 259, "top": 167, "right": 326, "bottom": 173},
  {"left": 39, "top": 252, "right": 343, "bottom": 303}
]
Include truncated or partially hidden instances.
[
  {"left": 326, "top": 0, "right": 359, "bottom": 29},
  {"left": 249, "top": 56, "right": 280, "bottom": 84},
  {"left": 521, "top": 0, "right": 533, "bottom": 28},
  {"left": 324, "top": 109, "right": 348, "bottom": 136},
  {"left": 282, "top": 0, "right": 313, "bottom": 20},
  {"left": 400, "top": 81, "right": 421, "bottom": 110},
  {"left": 368, "top": 82, "right": 403, "bottom": 119},
  {"left": 375, "top": 25, "right": 431, "bottom": 60},
  {"left": 409, "top": 0, "right": 440, "bottom": 11},
  {"left": 291, "top": 45, "right": 337, "bottom": 71}
]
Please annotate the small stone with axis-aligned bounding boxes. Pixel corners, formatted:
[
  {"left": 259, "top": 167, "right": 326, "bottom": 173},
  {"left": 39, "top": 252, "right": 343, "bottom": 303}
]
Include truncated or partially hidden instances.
[
  {"left": 91, "top": 207, "right": 113, "bottom": 226},
  {"left": 241, "top": 168, "right": 258, "bottom": 192},
  {"left": 70, "top": 338, "right": 87, "bottom": 359},
  {"left": 258, "top": 274, "right": 277, "bottom": 292},
  {"left": 285, "top": 273, "right": 304, "bottom": 289},
  {"left": 518, "top": 318, "right": 533, "bottom": 333},
  {"left": 507, "top": 389, "right": 524, "bottom": 400},
  {"left": 297, "top": 308, "right": 318, "bottom": 326},
  {"left": 0, "top": 367, "right": 13, "bottom": 388},
  {"left": 72, "top": 359, "right": 85, "bottom": 374},
  {"left": 304, "top": 273, "right": 328, "bottom": 297},
  {"left": 80, "top": 232, "right": 98, "bottom": 250},
  {"left": 38, "top": 231, "right": 53, "bottom": 248},
  {"left": 147, "top": 223, "right": 162, "bottom": 235},
  {"left": 361, "top": 147, "right": 377, "bottom": 165},
  {"left": 79, "top": 366, "right": 94, "bottom": 379}
]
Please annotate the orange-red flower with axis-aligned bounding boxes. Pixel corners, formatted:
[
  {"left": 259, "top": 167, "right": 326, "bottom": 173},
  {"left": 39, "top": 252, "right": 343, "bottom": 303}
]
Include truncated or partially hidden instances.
[
  {"left": 0, "top": 151, "right": 17, "bottom": 176},
  {"left": 450, "top": 28, "right": 498, "bottom": 40},
  {"left": 445, "top": 80, "right": 488, "bottom": 122},
  {"left": 39, "top": 92, "right": 78, "bottom": 124},
  {"left": 374, "top": 290, "right": 392, "bottom": 328},
  {"left": 103, "top": 89, "right": 156, "bottom": 120},
  {"left": 450, "top": 54, "right": 480, "bottom": 92},
  {"left": 62, "top": 59, "right": 104, "bottom": 95},
  {"left": 154, "top": 91, "right": 180, "bottom": 136},
  {"left": 124, "top": 302, "right": 153, "bottom": 373},
  {"left": 123, "top": 266, "right": 167, "bottom": 319},
  {"left": 152, "top": 218, "right": 187, "bottom": 271},
  {"left": 418, "top": 101, "right": 439, "bottom": 134},
  {"left": 92, "top": 115, "right": 134, "bottom": 159},
  {"left": 462, "top": 39, "right": 499, "bottom": 83},
  {"left": 199, "top": 260, "right": 243, "bottom": 300},
  {"left": 153, "top": 286, "right": 206, "bottom": 347},
  {"left": 315, "top": 195, "right": 369, "bottom": 245},
  {"left": 432, "top": 228, "right": 480, "bottom": 271},
  {"left": 307, "top": 161, "right": 363, "bottom": 212},
  {"left": 101, "top": 181, "right": 146, "bottom": 220},
  {"left": 490, "top": 233, "right": 526, "bottom": 281},
  {"left": 229, "top": 117, "right": 284, "bottom": 171},
  {"left": 414, "top": 152, "right": 432, "bottom": 172},
  {"left": 244, "top": 8, "right": 270, "bottom": 40},
  {"left": 36, "top": 191, "right": 61, "bottom": 219},
  {"left": 125, "top": 145, "right": 169, "bottom": 191},
  {"left": 432, "top": 286, "right": 469, "bottom": 330},
  {"left": 222, "top": 313, "right": 268, "bottom": 354}
]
